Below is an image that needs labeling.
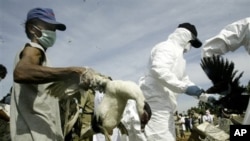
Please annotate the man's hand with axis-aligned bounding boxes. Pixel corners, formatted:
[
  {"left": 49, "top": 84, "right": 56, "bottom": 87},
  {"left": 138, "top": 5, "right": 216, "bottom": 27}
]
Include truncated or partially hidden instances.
[
  {"left": 79, "top": 67, "right": 112, "bottom": 91},
  {"left": 207, "top": 96, "right": 217, "bottom": 107},
  {"left": 79, "top": 67, "right": 97, "bottom": 90},
  {"left": 199, "top": 93, "right": 218, "bottom": 107}
]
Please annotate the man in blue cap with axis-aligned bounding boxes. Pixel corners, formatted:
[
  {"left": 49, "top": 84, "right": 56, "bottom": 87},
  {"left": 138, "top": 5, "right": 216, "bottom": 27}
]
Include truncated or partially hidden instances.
[{"left": 10, "top": 7, "right": 96, "bottom": 141}]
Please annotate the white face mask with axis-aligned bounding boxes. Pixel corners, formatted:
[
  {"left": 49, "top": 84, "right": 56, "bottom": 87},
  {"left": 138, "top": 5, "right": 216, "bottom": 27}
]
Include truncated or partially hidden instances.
[
  {"left": 183, "top": 43, "right": 191, "bottom": 53},
  {"left": 33, "top": 26, "right": 56, "bottom": 48}
]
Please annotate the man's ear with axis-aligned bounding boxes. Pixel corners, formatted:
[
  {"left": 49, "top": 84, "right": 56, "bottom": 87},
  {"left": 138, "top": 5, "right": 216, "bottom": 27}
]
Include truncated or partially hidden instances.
[{"left": 27, "top": 24, "right": 35, "bottom": 34}]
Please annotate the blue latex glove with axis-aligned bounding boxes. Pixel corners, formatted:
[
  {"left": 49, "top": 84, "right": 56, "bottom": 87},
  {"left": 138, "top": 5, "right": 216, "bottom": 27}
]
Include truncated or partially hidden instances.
[{"left": 185, "top": 85, "right": 204, "bottom": 97}]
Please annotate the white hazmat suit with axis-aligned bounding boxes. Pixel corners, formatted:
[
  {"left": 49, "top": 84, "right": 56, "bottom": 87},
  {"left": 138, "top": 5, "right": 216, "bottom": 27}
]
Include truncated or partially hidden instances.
[
  {"left": 121, "top": 100, "right": 147, "bottom": 141},
  {"left": 202, "top": 17, "right": 250, "bottom": 57},
  {"left": 121, "top": 23, "right": 213, "bottom": 141},
  {"left": 201, "top": 17, "right": 250, "bottom": 124},
  {"left": 138, "top": 27, "right": 201, "bottom": 141}
]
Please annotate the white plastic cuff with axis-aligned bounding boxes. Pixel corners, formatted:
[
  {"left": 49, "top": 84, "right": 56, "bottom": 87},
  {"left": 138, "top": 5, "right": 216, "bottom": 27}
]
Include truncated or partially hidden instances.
[{"left": 199, "top": 93, "right": 209, "bottom": 103}]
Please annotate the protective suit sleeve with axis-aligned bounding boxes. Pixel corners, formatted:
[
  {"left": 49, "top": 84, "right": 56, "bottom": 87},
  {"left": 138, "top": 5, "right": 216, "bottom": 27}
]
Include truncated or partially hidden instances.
[
  {"left": 182, "top": 73, "right": 195, "bottom": 86},
  {"left": 150, "top": 45, "right": 192, "bottom": 93},
  {"left": 202, "top": 17, "right": 250, "bottom": 57}
]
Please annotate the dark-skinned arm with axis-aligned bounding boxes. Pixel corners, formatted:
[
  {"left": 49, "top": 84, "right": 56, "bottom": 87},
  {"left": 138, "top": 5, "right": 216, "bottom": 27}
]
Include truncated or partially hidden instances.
[
  {"left": 14, "top": 46, "right": 86, "bottom": 84},
  {"left": 0, "top": 110, "right": 9, "bottom": 122}
]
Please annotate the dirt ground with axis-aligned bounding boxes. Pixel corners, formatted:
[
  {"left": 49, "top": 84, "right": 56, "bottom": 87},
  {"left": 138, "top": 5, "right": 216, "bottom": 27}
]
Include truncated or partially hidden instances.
[{"left": 176, "top": 131, "right": 192, "bottom": 141}]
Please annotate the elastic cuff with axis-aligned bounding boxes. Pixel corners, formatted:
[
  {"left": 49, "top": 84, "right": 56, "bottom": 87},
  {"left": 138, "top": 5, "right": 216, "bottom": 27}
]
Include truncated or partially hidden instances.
[{"left": 199, "top": 93, "right": 209, "bottom": 103}]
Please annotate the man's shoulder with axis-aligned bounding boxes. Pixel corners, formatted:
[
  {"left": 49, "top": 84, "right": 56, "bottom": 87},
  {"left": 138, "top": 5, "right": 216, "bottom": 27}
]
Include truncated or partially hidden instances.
[{"left": 25, "top": 42, "right": 45, "bottom": 52}]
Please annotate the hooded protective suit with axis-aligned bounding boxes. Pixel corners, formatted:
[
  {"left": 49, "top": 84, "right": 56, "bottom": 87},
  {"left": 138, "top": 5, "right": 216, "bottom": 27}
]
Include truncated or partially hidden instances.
[
  {"left": 138, "top": 28, "right": 197, "bottom": 141},
  {"left": 201, "top": 17, "right": 250, "bottom": 124},
  {"left": 202, "top": 17, "right": 250, "bottom": 57}
]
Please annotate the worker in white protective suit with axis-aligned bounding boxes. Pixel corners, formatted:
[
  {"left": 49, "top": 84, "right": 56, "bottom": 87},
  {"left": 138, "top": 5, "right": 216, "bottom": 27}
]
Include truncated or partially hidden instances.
[
  {"left": 201, "top": 17, "right": 250, "bottom": 124},
  {"left": 126, "top": 23, "right": 215, "bottom": 141}
]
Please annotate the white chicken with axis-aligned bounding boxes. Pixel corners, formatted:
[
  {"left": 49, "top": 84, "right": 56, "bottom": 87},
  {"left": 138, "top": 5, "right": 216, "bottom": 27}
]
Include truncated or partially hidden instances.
[
  {"left": 92, "top": 80, "right": 151, "bottom": 141},
  {"left": 47, "top": 69, "right": 151, "bottom": 141}
]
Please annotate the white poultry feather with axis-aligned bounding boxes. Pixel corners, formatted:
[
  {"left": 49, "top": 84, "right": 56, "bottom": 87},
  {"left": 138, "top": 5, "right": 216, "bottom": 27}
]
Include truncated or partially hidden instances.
[
  {"left": 92, "top": 80, "right": 151, "bottom": 140},
  {"left": 47, "top": 71, "right": 151, "bottom": 141}
]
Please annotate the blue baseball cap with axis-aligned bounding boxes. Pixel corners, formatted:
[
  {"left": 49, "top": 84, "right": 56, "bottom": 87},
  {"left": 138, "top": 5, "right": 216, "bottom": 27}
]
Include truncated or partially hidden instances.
[{"left": 27, "top": 8, "right": 66, "bottom": 31}]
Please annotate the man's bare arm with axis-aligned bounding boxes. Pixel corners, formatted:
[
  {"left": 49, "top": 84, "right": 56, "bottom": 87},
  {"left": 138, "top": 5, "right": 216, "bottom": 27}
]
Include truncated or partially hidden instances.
[{"left": 14, "top": 46, "right": 86, "bottom": 84}]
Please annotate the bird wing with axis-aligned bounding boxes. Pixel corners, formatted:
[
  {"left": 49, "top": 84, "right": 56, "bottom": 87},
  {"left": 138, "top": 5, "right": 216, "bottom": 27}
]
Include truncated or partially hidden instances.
[
  {"left": 201, "top": 55, "right": 249, "bottom": 114},
  {"left": 47, "top": 79, "right": 79, "bottom": 99},
  {"left": 46, "top": 69, "right": 112, "bottom": 99},
  {"left": 200, "top": 55, "right": 244, "bottom": 95}
]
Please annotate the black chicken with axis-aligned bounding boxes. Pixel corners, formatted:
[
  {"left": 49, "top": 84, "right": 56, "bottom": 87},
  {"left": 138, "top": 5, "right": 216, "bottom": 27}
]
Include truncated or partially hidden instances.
[{"left": 200, "top": 55, "right": 249, "bottom": 114}]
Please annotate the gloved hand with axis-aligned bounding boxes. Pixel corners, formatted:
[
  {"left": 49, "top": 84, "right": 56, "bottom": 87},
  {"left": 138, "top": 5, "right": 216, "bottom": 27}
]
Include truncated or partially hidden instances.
[
  {"left": 199, "top": 93, "right": 217, "bottom": 107},
  {"left": 206, "top": 96, "right": 217, "bottom": 107},
  {"left": 185, "top": 85, "right": 204, "bottom": 97}
]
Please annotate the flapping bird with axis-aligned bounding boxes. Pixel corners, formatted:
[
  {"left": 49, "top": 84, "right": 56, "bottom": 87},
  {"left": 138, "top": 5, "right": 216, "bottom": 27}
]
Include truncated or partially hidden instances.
[
  {"left": 47, "top": 68, "right": 151, "bottom": 141},
  {"left": 200, "top": 55, "right": 249, "bottom": 114}
]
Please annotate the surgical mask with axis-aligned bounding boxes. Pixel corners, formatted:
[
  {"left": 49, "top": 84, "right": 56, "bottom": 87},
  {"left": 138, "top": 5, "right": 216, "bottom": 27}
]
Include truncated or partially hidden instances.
[
  {"left": 33, "top": 26, "right": 56, "bottom": 48},
  {"left": 183, "top": 43, "right": 191, "bottom": 53}
]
